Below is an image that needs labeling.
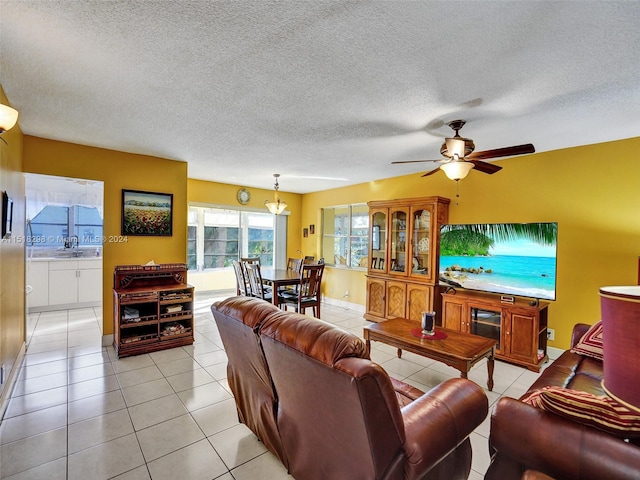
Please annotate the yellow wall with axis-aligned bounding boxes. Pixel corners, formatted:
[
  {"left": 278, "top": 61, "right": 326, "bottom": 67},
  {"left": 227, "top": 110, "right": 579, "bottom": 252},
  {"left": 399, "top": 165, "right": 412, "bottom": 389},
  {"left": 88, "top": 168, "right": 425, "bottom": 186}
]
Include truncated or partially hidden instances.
[
  {"left": 23, "top": 136, "right": 188, "bottom": 336},
  {"left": 0, "top": 86, "right": 25, "bottom": 405},
  {"left": 301, "top": 137, "right": 640, "bottom": 349},
  {"left": 14, "top": 129, "right": 640, "bottom": 352}
]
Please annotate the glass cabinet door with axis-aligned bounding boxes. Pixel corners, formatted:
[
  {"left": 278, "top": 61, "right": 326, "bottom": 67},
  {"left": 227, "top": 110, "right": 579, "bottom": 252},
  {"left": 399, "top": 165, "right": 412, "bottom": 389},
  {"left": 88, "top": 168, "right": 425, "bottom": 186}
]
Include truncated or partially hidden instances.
[
  {"left": 470, "top": 305, "right": 502, "bottom": 352},
  {"left": 410, "top": 207, "right": 432, "bottom": 279},
  {"left": 370, "top": 209, "right": 387, "bottom": 272},
  {"left": 390, "top": 208, "right": 407, "bottom": 274}
]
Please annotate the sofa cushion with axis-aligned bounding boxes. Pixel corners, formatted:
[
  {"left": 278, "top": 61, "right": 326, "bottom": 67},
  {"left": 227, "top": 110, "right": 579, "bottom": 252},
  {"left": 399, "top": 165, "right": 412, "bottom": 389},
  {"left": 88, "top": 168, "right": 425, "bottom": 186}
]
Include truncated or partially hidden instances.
[
  {"left": 570, "top": 320, "right": 603, "bottom": 360},
  {"left": 522, "top": 386, "right": 640, "bottom": 438}
]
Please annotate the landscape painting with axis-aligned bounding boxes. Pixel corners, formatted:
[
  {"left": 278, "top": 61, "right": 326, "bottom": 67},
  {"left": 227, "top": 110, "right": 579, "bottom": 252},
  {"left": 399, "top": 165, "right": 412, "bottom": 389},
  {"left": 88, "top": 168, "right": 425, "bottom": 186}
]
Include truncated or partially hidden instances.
[{"left": 122, "top": 189, "right": 173, "bottom": 236}]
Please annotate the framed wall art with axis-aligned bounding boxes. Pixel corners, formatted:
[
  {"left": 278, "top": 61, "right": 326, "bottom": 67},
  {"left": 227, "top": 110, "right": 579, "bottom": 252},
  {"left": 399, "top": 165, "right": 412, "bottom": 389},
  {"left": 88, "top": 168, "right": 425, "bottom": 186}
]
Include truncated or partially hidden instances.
[{"left": 122, "top": 189, "right": 173, "bottom": 236}]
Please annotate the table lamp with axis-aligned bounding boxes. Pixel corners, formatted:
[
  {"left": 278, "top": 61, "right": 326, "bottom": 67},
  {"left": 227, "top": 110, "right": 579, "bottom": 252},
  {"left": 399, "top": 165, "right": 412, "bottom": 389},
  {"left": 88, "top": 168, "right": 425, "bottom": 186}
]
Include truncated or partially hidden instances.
[{"left": 600, "top": 285, "right": 640, "bottom": 413}]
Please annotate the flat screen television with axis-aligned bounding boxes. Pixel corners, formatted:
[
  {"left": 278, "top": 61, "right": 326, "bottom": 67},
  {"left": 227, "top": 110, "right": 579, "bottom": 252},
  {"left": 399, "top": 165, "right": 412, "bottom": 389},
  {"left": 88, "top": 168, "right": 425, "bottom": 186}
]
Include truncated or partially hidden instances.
[{"left": 438, "top": 222, "right": 558, "bottom": 301}]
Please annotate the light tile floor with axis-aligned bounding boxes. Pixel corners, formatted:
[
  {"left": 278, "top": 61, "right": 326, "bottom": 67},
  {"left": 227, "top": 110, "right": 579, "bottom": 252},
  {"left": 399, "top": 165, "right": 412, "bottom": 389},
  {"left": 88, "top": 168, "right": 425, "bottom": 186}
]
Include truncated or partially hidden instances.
[{"left": 0, "top": 294, "right": 544, "bottom": 479}]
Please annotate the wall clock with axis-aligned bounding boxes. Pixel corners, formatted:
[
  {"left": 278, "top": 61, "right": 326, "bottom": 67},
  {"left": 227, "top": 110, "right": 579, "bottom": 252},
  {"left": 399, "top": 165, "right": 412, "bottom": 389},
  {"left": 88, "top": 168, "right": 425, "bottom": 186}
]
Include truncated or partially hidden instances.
[{"left": 237, "top": 188, "right": 251, "bottom": 205}]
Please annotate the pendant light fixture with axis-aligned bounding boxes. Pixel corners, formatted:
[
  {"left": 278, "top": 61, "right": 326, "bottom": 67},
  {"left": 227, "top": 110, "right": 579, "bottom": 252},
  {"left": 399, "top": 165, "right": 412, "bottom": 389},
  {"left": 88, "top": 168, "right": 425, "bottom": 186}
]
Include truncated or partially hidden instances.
[{"left": 265, "top": 174, "right": 287, "bottom": 215}]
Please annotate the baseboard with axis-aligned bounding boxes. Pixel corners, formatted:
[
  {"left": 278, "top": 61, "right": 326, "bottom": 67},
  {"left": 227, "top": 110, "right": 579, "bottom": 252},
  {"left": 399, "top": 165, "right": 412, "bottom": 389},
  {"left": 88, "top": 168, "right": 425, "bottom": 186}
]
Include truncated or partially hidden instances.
[
  {"left": 102, "top": 334, "right": 114, "bottom": 348},
  {"left": 322, "top": 297, "right": 365, "bottom": 314},
  {"left": 0, "top": 342, "right": 26, "bottom": 424},
  {"left": 547, "top": 346, "right": 564, "bottom": 360}
]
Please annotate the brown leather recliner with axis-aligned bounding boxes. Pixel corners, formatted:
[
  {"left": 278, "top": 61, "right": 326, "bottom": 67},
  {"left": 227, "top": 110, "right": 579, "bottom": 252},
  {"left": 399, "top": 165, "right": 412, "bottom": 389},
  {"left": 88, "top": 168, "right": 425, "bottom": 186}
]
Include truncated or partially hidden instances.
[
  {"left": 210, "top": 296, "right": 288, "bottom": 466},
  {"left": 211, "top": 296, "right": 488, "bottom": 480}
]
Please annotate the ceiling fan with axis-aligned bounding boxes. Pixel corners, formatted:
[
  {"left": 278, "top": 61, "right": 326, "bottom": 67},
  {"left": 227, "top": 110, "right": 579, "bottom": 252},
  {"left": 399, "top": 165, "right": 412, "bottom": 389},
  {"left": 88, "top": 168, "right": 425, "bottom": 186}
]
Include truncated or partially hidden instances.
[{"left": 391, "top": 120, "right": 535, "bottom": 180}]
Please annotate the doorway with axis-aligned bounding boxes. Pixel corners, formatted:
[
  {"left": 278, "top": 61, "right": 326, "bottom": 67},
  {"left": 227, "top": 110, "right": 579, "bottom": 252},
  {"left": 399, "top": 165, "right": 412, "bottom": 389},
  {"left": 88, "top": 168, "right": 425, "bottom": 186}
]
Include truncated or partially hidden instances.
[{"left": 24, "top": 174, "right": 104, "bottom": 326}]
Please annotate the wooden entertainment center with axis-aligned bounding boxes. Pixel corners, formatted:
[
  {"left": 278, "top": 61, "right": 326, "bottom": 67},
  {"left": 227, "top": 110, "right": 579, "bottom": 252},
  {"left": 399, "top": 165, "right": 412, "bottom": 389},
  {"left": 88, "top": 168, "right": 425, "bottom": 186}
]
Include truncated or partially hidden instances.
[
  {"left": 441, "top": 288, "right": 549, "bottom": 371},
  {"left": 113, "top": 263, "right": 194, "bottom": 358}
]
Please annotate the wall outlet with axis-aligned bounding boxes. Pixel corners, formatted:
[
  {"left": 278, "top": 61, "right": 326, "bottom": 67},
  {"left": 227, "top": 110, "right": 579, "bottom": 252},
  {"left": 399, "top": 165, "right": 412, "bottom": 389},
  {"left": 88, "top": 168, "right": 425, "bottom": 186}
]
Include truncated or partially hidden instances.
[
  {"left": 343, "top": 290, "right": 349, "bottom": 298},
  {"left": 547, "top": 328, "right": 555, "bottom": 341}
]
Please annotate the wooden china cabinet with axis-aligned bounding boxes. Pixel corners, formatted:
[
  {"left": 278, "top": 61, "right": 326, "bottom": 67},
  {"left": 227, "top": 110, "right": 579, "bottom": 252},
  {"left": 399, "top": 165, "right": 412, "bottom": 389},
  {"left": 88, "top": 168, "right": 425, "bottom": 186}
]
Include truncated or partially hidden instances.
[{"left": 365, "top": 196, "right": 450, "bottom": 323}]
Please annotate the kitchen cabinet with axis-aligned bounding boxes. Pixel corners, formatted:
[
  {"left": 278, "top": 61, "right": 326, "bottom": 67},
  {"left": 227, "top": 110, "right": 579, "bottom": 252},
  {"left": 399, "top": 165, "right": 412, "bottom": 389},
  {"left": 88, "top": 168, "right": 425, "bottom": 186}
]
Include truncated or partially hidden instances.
[
  {"left": 49, "top": 259, "right": 102, "bottom": 306},
  {"left": 28, "top": 261, "right": 50, "bottom": 308},
  {"left": 28, "top": 258, "right": 102, "bottom": 311}
]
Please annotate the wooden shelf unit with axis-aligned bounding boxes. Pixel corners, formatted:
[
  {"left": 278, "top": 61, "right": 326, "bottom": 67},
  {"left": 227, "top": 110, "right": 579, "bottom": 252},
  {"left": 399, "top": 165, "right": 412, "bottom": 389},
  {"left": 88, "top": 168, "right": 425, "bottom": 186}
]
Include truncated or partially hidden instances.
[
  {"left": 365, "top": 196, "right": 450, "bottom": 323},
  {"left": 441, "top": 289, "right": 549, "bottom": 371},
  {"left": 113, "top": 264, "right": 194, "bottom": 358}
]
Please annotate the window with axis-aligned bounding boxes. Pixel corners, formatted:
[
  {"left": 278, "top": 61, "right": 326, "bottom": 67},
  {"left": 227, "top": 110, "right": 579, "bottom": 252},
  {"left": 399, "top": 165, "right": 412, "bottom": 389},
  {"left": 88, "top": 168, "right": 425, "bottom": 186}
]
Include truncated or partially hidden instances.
[
  {"left": 29, "top": 205, "right": 103, "bottom": 247},
  {"left": 188, "top": 206, "right": 276, "bottom": 271},
  {"left": 321, "top": 204, "right": 369, "bottom": 268}
]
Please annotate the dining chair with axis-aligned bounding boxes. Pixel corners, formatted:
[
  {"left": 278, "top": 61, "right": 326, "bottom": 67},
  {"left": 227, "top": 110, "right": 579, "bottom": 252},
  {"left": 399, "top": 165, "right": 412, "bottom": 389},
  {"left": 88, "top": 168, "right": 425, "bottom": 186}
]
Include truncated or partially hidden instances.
[
  {"left": 245, "top": 262, "right": 272, "bottom": 302},
  {"left": 287, "top": 257, "right": 303, "bottom": 273},
  {"left": 232, "top": 260, "right": 250, "bottom": 296},
  {"left": 278, "top": 263, "right": 325, "bottom": 318}
]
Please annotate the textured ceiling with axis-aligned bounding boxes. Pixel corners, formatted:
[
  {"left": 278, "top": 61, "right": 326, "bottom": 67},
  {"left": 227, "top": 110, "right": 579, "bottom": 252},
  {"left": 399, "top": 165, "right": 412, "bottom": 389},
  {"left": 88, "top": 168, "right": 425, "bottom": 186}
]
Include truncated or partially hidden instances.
[{"left": 2, "top": 1, "right": 639, "bottom": 193}]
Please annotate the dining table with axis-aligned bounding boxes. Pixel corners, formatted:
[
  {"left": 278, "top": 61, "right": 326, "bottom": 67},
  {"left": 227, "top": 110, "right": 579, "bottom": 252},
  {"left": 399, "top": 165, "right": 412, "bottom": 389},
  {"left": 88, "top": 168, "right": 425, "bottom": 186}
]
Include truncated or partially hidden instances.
[{"left": 259, "top": 268, "right": 301, "bottom": 307}]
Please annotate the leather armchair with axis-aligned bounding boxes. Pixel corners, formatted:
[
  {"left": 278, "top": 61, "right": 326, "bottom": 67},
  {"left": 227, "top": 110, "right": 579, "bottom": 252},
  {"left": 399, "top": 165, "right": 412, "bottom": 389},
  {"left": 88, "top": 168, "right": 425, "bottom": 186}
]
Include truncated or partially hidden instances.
[
  {"left": 259, "top": 308, "right": 488, "bottom": 480},
  {"left": 212, "top": 296, "right": 489, "bottom": 480}
]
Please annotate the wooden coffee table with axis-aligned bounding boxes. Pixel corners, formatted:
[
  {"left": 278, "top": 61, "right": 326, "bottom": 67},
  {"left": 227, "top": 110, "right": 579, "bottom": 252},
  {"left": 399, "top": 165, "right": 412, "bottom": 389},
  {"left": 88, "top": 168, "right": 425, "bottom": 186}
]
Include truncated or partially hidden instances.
[{"left": 363, "top": 317, "right": 497, "bottom": 391}]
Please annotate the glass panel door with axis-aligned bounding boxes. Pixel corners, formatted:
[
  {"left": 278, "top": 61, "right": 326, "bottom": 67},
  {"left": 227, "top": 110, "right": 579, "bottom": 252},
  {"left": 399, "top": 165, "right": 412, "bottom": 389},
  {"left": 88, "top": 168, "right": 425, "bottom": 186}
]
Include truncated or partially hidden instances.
[
  {"left": 370, "top": 210, "right": 387, "bottom": 272},
  {"left": 390, "top": 209, "right": 407, "bottom": 274},
  {"left": 470, "top": 306, "right": 502, "bottom": 350},
  {"left": 411, "top": 207, "right": 431, "bottom": 278}
]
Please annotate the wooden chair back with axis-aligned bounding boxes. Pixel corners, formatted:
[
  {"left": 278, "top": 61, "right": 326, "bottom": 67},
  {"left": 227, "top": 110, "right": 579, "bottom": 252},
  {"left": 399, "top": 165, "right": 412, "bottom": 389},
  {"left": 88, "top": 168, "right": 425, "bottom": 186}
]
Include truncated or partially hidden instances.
[
  {"left": 232, "top": 260, "right": 249, "bottom": 296},
  {"left": 286, "top": 257, "right": 303, "bottom": 273},
  {"left": 245, "top": 262, "right": 271, "bottom": 300}
]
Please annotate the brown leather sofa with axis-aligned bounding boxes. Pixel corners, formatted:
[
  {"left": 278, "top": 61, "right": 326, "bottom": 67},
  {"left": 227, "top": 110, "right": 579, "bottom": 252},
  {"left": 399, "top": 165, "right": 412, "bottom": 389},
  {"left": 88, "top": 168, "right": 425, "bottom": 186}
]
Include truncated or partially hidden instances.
[
  {"left": 486, "top": 323, "right": 640, "bottom": 480},
  {"left": 211, "top": 296, "right": 489, "bottom": 480}
]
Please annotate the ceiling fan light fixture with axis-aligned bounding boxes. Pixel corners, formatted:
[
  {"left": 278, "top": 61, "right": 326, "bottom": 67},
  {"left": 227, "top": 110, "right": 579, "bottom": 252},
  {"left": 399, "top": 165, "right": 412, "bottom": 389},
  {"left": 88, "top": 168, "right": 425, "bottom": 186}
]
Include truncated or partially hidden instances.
[
  {"left": 440, "top": 160, "right": 474, "bottom": 181},
  {"left": 265, "top": 173, "right": 287, "bottom": 215},
  {"left": 0, "top": 104, "right": 19, "bottom": 133},
  {"left": 445, "top": 138, "right": 466, "bottom": 158}
]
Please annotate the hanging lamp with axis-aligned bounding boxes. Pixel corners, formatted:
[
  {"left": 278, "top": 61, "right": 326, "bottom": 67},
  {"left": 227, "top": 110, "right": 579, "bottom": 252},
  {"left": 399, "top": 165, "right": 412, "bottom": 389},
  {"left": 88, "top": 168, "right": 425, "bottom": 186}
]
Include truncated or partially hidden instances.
[{"left": 265, "top": 174, "right": 287, "bottom": 215}]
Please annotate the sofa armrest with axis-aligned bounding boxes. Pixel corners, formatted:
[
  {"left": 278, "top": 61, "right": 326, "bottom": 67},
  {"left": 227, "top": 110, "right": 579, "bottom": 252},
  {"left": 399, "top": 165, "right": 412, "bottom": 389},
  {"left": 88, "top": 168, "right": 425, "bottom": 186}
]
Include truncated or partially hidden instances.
[
  {"left": 401, "top": 378, "right": 488, "bottom": 479},
  {"left": 487, "top": 397, "right": 640, "bottom": 480},
  {"left": 571, "top": 323, "right": 591, "bottom": 348}
]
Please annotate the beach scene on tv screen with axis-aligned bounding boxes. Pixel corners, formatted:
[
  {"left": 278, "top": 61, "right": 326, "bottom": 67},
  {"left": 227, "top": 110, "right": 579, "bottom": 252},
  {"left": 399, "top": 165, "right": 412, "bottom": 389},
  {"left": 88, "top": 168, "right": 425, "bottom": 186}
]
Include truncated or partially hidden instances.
[{"left": 439, "top": 223, "right": 557, "bottom": 300}]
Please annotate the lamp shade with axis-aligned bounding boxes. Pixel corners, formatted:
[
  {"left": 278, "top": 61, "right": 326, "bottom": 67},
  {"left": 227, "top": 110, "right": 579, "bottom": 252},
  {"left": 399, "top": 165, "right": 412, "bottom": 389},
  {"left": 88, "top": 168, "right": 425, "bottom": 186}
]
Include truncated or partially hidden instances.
[
  {"left": 440, "top": 160, "right": 474, "bottom": 180},
  {"left": 0, "top": 104, "right": 19, "bottom": 133},
  {"left": 265, "top": 198, "right": 287, "bottom": 215},
  {"left": 600, "top": 285, "right": 640, "bottom": 413},
  {"left": 265, "top": 174, "right": 287, "bottom": 214}
]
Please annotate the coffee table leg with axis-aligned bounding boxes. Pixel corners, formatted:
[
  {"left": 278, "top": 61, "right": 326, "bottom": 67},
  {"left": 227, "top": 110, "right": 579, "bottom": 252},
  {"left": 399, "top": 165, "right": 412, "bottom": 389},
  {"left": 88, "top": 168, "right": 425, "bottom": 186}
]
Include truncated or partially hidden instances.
[
  {"left": 397, "top": 348, "right": 402, "bottom": 358},
  {"left": 487, "top": 353, "right": 495, "bottom": 391}
]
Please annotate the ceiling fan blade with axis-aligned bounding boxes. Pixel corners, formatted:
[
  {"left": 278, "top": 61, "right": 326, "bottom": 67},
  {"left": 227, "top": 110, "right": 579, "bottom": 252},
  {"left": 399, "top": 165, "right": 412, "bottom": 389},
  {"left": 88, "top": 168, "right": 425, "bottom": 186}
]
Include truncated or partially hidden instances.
[
  {"left": 469, "top": 160, "right": 502, "bottom": 174},
  {"left": 421, "top": 167, "right": 441, "bottom": 177},
  {"left": 391, "top": 159, "right": 440, "bottom": 165},
  {"left": 466, "top": 143, "right": 535, "bottom": 160}
]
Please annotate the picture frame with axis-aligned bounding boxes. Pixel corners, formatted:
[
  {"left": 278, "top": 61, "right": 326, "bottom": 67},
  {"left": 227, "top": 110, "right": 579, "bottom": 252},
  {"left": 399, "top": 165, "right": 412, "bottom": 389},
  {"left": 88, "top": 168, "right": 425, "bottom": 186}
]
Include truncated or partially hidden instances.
[{"left": 122, "top": 189, "right": 173, "bottom": 236}]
